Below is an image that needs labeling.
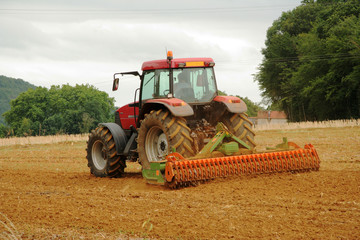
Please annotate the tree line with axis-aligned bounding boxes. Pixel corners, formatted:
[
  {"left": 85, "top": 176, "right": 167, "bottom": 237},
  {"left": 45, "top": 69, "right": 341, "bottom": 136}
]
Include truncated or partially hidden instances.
[
  {"left": 1, "top": 84, "right": 115, "bottom": 137},
  {"left": 256, "top": 0, "right": 360, "bottom": 121}
]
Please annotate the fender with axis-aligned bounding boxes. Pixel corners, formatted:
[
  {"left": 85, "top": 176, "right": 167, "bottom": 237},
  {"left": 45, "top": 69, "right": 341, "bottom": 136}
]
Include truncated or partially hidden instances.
[
  {"left": 213, "top": 96, "right": 247, "bottom": 113},
  {"left": 99, "top": 122, "right": 128, "bottom": 155},
  {"left": 140, "top": 98, "right": 194, "bottom": 120}
]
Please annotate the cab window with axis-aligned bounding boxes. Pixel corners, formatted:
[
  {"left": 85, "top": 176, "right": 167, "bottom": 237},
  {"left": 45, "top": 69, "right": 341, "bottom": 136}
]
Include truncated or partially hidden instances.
[
  {"left": 173, "top": 67, "right": 216, "bottom": 102},
  {"left": 141, "top": 70, "right": 170, "bottom": 100}
]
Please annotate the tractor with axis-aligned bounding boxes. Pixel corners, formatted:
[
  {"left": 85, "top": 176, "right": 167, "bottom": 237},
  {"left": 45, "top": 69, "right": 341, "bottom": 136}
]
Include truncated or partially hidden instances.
[{"left": 86, "top": 51, "right": 319, "bottom": 188}]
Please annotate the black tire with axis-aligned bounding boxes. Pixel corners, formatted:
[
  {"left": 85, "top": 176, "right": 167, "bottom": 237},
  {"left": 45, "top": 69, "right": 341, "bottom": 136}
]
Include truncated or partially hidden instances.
[
  {"left": 86, "top": 126, "right": 126, "bottom": 177},
  {"left": 137, "top": 109, "right": 195, "bottom": 170},
  {"left": 221, "top": 112, "right": 256, "bottom": 149}
]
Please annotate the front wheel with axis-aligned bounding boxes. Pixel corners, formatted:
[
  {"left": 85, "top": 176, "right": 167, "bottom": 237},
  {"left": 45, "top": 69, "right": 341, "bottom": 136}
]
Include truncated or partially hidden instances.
[
  {"left": 137, "top": 109, "right": 195, "bottom": 170},
  {"left": 86, "top": 126, "right": 126, "bottom": 177}
]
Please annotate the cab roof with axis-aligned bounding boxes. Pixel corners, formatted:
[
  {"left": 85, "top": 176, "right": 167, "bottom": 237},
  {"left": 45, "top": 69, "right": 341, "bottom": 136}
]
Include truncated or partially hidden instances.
[{"left": 141, "top": 58, "right": 215, "bottom": 71}]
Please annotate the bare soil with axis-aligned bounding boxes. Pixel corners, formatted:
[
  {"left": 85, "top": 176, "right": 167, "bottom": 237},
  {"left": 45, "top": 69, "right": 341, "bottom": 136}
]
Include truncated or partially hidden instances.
[{"left": 1, "top": 126, "right": 360, "bottom": 239}]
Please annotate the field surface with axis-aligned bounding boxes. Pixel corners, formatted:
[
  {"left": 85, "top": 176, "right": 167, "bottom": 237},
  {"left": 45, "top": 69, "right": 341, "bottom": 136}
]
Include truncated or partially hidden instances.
[{"left": 1, "top": 126, "right": 360, "bottom": 239}]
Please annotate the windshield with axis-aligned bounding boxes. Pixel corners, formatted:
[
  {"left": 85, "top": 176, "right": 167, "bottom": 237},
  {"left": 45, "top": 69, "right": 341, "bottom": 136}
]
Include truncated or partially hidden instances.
[
  {"left": 173, "top": 67, "right": 217, "bottom": 103},
  {"left": 141, "top": 67, "right": 217, "bottom": 103}
]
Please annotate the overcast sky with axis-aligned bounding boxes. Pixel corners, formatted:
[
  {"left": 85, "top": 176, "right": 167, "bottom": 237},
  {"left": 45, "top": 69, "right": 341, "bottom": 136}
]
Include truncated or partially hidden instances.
[{"left": 0, "top": 0, "right": 301, "bottom": 107}]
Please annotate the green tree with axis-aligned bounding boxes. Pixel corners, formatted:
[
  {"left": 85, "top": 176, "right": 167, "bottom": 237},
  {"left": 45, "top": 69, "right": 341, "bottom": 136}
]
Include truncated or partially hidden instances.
[
  {"left": 18, "top": 118, "right": 33, "bottom": 137},
  {"left": 256, "top": 0, "right": 360, "bottom": 121},
  {"left": 3, "top": 84, "right": 114, "bottom": 136},
  {"left": 0, "top": 124, "right": 12, "bottom": 138}
]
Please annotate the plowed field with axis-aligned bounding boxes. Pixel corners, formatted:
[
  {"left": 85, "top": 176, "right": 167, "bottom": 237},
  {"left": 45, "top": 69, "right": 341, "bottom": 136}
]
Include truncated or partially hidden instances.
[{"left": 1, "top": 126, "right": 360, "bottom": 239}]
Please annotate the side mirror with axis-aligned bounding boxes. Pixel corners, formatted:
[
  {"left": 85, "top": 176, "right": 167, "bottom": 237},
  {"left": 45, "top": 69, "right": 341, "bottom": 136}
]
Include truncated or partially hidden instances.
[{"left": 112, "top": 78, "right": 119, "bottom": 91}]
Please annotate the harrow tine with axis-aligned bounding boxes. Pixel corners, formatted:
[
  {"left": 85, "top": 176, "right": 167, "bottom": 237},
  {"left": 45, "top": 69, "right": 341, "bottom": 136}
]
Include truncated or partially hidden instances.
[
  {"left": 272, "top": 152, "right": 279, "bottom": 172},
  {"left": 210, "top": 159, "right": 217, "bottom": 178}
]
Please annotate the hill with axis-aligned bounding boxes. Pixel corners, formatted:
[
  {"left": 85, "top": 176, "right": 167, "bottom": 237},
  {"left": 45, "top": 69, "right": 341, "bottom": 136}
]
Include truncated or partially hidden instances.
[{"left": 0, "top": 75, "right": 36, "bottom": 125}]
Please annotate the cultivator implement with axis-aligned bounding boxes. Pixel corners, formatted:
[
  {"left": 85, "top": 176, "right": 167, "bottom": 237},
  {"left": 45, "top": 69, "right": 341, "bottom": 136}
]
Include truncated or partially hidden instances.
[
  {"left": 164, "top": 144, "right": 319, "bottom": 188},
  {"left": 142, "top": 123, "right": 320, "bottom": 189}
]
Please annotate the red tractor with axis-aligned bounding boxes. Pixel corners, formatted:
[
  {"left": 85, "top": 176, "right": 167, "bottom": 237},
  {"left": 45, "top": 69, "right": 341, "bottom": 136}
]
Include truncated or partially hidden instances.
[
  {"left": 86, "top": 51, "right": 319, "bottom": 187},
  {"left": 86, "top": 51, "right": 255, "bottom": 177}
]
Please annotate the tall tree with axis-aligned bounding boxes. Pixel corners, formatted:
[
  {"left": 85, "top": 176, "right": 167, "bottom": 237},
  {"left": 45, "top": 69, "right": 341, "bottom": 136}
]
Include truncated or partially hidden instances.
[{"left": 256, "top": 0, "right": 360, "bottom": 121}]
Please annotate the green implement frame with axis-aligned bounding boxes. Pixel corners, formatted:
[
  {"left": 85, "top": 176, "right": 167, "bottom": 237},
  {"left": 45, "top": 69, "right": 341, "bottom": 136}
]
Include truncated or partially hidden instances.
[
  {"left": 142, "top": 161, "right": 167, "bottom": 185},
  {"left": 190, "top": 122, "right": 251, "bottom": 159},
  {"left": 142, "top": 122, "right": 253, "bottom": 185}
]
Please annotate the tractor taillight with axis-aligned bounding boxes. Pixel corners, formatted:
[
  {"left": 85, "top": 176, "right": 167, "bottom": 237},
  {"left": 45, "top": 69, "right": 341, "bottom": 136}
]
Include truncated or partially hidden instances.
[{"left": 172, "top": 101, "right": 186, "bottom": 107}]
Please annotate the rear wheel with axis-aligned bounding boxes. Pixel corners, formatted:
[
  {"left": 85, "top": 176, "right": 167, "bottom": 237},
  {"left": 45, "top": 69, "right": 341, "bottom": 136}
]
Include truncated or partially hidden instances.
[
  {"left": 137, "top": 109, "right": 195, "bottom": 170},
  {"left": 221, "top": 112, "right": 256, "bottom": 149},
  {"left": 86, "top": 126, "right": 126, "bottom": 177}
]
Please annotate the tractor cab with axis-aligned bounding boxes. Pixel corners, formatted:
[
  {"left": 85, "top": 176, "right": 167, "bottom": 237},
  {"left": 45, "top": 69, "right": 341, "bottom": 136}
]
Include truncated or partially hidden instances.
[
  {"left": 140, "top": 52, "right": 218, "bottom": 104},
  {"left": 141, "top": 64, "right": 217, "bottom": 104},
  {"left": 113, "top": 52, "right": 218, "bottom": 105}
]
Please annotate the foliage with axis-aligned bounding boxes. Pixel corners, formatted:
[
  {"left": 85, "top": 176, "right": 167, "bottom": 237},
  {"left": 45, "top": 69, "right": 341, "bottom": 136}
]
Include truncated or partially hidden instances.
[
  {"left": 3, "top": 84, "right": 115, "bottom": 136},
  {"left": 255, "top": 0, "right": 360, "bottom": 121},
  {"left": 0, "top": 75, "right": 36, "bottom": 125},
  {"left": 239, "top": 96, "right": 263, "bottom": 117},
  {"left": 217, "top": 90, "right": 227, "bottom": 96},
  {"left": 217, "top": 90, "right": 263, "bottom": 117},
  {"left": 0, "top": 124, "right": 12, "bottom": 138}
]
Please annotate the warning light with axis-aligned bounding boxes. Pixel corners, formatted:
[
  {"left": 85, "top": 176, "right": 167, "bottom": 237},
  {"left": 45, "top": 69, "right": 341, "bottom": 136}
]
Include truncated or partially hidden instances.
[{"left": 167, "top": 51, "right": 173, "bottom": 60}]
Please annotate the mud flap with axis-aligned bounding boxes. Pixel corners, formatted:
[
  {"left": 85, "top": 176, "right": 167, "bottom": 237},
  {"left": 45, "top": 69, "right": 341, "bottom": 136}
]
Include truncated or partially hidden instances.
[
  {"left": 213, "top": 95, "right": 247, "bottom": 113},
  {"left": 99, "top": 122, "right": 128, "bottom": 154}
]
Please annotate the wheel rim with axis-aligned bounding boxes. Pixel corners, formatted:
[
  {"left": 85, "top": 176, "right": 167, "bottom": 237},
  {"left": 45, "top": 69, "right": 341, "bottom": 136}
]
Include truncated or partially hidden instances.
[
  {"left": 145, "top": 126, "right": 169, "bottom": 162},
  {"left": 92, "top": 140, "right": 107, "bottom": 170}
]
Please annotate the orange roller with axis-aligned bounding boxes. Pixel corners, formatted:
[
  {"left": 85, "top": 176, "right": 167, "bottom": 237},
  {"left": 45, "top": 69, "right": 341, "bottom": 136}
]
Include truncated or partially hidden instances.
[{"left": 165, "top": 143, "right": 320, "bottom": 189}]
